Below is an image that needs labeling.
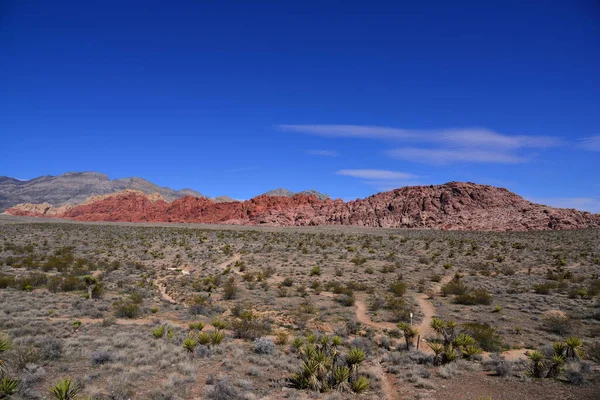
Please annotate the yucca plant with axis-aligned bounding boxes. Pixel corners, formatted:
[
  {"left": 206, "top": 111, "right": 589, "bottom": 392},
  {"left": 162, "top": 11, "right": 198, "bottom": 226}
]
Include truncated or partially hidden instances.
[
  {"left": 49, "top": 378, "right": 81, "bottom": 400},
  {"left": 0, "top": 377, "right": 19, "bottom": 398},
  {"left": 463, "top": 345, "right": 483, "bottom": 359},
  {"left": 197, "top": 332, "right": 211, "bottom": 346},
  {"left": 546, "top": 354, "right": 565, "bottom": 379},
  {"left": 209, "top": 330, "right": 224, "bottom": 346},
  {"left": 182, "top": 338, "right": 197, "bottom": 354},
  {"left": 291, "top": 337, "right": 304, "bottom": 351},
  {"left": 212, "top": 319, "right": 227, "bottom": 330},
  {"left": 346, "top": 347, "right": 366, "bottom": 371},
  {"left": 0, "top": 336, "right": 10, "bottom": 375},
  {"left": 189, "top": 321, "right": 205, "bottom": 331},
  {"left": 526, "top": 350, "right": 546, "bottom": 378},
  {"left": 553, "top": 341, "right": 567, "bottom": 357},
  {"left": 332, "top": 365, "right": 351, "bottom": 386},
  {"left": 565, "top": 337, "right": 583, "bottom": 360},
  {"left": 430, "top": 318, "right": 456, "bottom": 346},
  {"left": 331, "top": 336, "right": 343, "bottom": 347},
  {"left": 151, "top": 325, "right": 165, "bottom": 339},
  {"left": 166, "top": 326, "right": 174, "bottom": 339},
  {"left": 429, "top": 342, "right": 445, "bottom": 366},
  {"left": 306, "top": 333, "right": 317, "bottom": 344},
  {"left": 398, "top": 323, "right": 419, "bottom": 350},
  {"left": 350, "top": 376, "right": 370, "bottom": 393}
]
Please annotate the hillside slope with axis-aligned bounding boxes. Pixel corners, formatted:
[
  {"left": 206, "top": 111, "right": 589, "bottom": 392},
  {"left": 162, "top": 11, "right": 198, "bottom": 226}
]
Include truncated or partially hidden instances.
[
  {"left": 0, "top": 172, "right": 203, "bottom": 211},
  {"left": 6, "top": 182, "right": 600, "bottom": 231}
]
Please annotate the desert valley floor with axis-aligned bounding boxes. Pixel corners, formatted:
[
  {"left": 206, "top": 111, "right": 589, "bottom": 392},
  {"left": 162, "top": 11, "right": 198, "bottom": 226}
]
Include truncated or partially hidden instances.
[{"left": 0, "top": 215, "right": 599, "bottom": 399}]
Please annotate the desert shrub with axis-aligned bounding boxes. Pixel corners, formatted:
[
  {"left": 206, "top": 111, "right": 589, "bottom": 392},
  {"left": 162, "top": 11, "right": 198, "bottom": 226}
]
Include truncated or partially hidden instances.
[
  {"left": 388, "top": 281, "right": 407, "bottom": 297},
  {"left": 204, "top": 376, "right": 240, "bottom": 400},
  {"left": 310, "top": 266, "right": 322, "bottom": 276},
  {"left": 543, "top": 313, "right": 572, "bottom": 336},
  {"left": 113, "top": 298, "right": 141, "bottom": 318},
  {"left": 336, "top": 293, "right": 355, "bottom": 307},
  {"left": 454, "top": 289, "right": 493, "bottom": 305},
  {"left": 189, "top": 295, "right": 215, "bottom": 316},
  {"left": 39, "top": 337, "right": 63, "bottom": 361},
  {"left": 441, "top": 278, "right": 468, "bottom": 296},
  {"left": 586, "top": 341, "right": 600, "bottom": 363},
  {"left": 282, "top": 277, "right": 294, "bottom": 287},
  {"left": 564, "top": 362, "right": 585, "bottom": 385},
  {"left": 210, "top": 330, "right": 225, "bottom": 346},
  {"left": 91, "top": 349, "right": 112, "bottom": 365},
  {"left": 231, "top": 310, "right": 271, "bottom": 340},
  {"left": 222, "top": 277, "right": 238, "bottom": 300},
  {"left": 253, "top": 338, "right": 275, "bottom": 355},
  {"left": 533, "top": 282, "right": 556, "bottom": 295},
  {"left": 462, "top": 323, "right": 502, "bottom": 352}
]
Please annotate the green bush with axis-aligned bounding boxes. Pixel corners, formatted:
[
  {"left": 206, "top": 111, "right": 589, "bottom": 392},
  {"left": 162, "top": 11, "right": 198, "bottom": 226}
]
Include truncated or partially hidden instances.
[
  {"left": 454, "top": 289, "right": 493, "bottom": 305},
  {"left": 462, "top": 323, "right": 502, "bottom": 352}
]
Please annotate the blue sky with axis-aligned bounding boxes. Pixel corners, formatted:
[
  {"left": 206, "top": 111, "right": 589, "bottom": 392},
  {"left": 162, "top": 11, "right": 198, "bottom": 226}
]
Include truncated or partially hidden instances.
[{"left": 1, "top": 1, "right": 599, "bottom": 211}]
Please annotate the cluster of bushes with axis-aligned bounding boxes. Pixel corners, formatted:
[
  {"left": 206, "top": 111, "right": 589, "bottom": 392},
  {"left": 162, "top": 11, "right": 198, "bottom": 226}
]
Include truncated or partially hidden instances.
[
  {"left": 526, "top": 337, "right": 587, "bottom": 384},
  {"left": 113, "top": 291, "right": 144, "bottom": 318},
  {"left": 290, "top": 335, "right": 370, "bottom": 393},
  {"left": 230, "top": 306, "right": 271, "bottom": 340},
  {"left": 441, "top": 275, "right": 493, "bottom": 305},
  {"left": 426, "top": 318, "right": 494, "bottom": 366}
]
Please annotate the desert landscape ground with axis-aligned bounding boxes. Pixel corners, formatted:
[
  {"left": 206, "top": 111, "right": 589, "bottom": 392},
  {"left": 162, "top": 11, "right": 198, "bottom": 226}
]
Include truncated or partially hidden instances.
[{"left": 0, "top": 215, "right": 599, "bottom": 399}]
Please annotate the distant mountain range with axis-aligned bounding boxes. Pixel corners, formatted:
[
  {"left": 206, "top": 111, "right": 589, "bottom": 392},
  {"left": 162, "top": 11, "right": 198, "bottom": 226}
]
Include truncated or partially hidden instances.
[
  {"left": 0, "top": 172, "right": 328, "bottom": 211},
  {"left": 3, "top": 174, "right": 599, "bottom": 231}
]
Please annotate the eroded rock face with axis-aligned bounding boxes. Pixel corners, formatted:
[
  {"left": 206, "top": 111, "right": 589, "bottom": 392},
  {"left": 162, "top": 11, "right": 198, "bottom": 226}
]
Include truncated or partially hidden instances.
[{"left": 6, "top": 182, "right": 600, "bottom": 231}]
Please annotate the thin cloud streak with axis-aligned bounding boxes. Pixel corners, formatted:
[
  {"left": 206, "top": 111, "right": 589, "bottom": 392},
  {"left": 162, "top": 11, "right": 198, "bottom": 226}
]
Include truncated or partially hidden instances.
[
  {"left": 279, "top": 124, "right": 561, "bottom": 149},
  {"left": 306, "top": 149, "right": 339, "bottom": 157},
  {"left": 386, "top": 148, "right": 528, "bottom": 164},
  {"left": 577, "top": 135, "right": 600, "bottom": 151},
  {"left": 336, "top": 169, "right": 418, "bottom": 180}
]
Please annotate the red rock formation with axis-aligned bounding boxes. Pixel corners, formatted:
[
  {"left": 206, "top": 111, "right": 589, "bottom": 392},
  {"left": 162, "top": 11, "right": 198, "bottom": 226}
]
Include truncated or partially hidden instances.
[{"left": 6, "top": 183, "right": 600, "bottom": 231}]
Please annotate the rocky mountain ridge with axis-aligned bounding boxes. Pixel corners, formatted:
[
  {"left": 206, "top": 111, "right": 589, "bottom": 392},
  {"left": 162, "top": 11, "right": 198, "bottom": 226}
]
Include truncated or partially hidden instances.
[{"left": 6, "top": 182, "right": 600, "bottom": 231}]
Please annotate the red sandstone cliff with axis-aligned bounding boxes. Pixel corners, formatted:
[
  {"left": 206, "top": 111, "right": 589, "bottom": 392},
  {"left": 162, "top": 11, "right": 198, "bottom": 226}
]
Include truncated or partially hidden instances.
[{"left": 6, "top": 182, "right": 600, "bottom": 231}]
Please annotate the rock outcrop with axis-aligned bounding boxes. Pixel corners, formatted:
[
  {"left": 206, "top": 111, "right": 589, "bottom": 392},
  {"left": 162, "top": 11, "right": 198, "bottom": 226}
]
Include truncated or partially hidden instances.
[{"left": 6, "top": 182, "right": 600, "bottom": 231}]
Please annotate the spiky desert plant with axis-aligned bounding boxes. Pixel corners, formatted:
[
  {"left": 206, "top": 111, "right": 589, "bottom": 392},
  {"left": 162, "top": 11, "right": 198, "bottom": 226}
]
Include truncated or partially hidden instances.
[
  {"left": 209, "top": 330, "right": 224, "bottom": 346},
  {"left": 331, "top": 336, "right": 343, "bottom": 347},
  {"left": 49, "top": 378, "right": 81, "bottom": 400},
  {"left": 332, "top": 365, "right": 351, "bottom": 391},
  {"left": 0, "top": 336, "right": 10, "bottom": 375},
  {"left": 398, "top": 323, "right": 419, "bottom": 350},
  {"left": 429, "top": 342, "right": 445, "bottom": 366},
  {"left": 166, "top": 326, "right": 174, "bottom": 339},
  {"left": 565, "top": 337, "right": 583, "bottom": 360},
  {"left": 182, "top": 337, "right": 197, "bottom": 354},
  {"left": 189, "top": 321, "right": 205, "bottom": 331},
  {"left": 546, "top": 354, "right": 565, "bottom": 379},
  {"left": 306, "top": 333, "right": 317, "bottom": 344},
  {"left": 430, "top": 318, "right": 456, "bottom": 346},
  {"left": 526, "top": 350, "right": 546, "bottom": 378},
  {"left": 350, "top": 376, "right": 370, "bottom": 393},
  {"left": 212, "top": 319, "right": 227, "bottom": 330},
  {"left": 151, "top": 325, "right": 165, "bottom": 339},
  {"left": 346, "top": 347, "right": 366, "bottom": 374},
  {"left": 463, "top": 345, "right": 483, "bottom": 358},
  {"left": 553, "top": 341, "right": 567, "bottom": 357},
  {"left": 0, "top": 377, "right": 19, "bottom": 398},
  {"left": 291, "top": 337, "right": 304, "bottom": 351}
]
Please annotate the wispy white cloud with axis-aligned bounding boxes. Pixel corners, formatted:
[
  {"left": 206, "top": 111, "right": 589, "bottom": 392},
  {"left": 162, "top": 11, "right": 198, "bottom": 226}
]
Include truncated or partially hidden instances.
[
  {"left": 577, "top": 135, "right": 600, "bottom": 151},
  {"left": 279, "top": 124, "right": 559, "bottom": 149},
  {"left": 528, "top": 197, "right": 600, "bottom": 213},
  {"left": 306, "top": 149, "right": 339, "bottom": 157},
  {"left": 279, "top": 124, "right": 416, "bottom": 140},
  {"left": 386, "top": 148, "right": 528, "bottom": 164},
  {"left": 279, "top": 124, "right": 561, "bottom": 165},
  {"left": 336, "top": 169, "right": 417, "bottom": 180},
  {"left": 336, "top": 169, "right": 419, "bottom": 192}
]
